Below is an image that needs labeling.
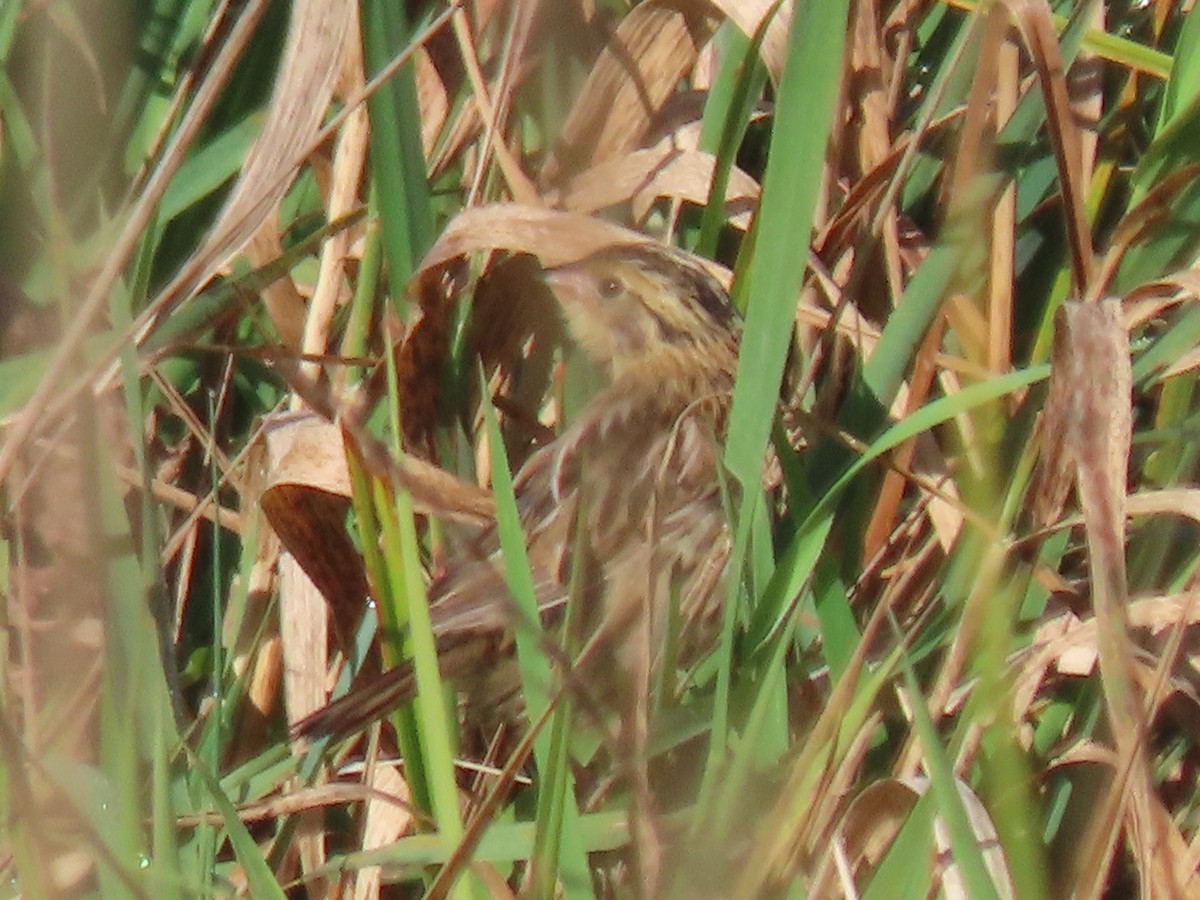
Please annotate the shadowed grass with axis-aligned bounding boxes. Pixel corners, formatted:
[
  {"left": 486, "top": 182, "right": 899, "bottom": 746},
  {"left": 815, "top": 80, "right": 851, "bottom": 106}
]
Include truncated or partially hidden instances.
[{"left": 6, "top": 1, "right": 1200, "bottom": 897}]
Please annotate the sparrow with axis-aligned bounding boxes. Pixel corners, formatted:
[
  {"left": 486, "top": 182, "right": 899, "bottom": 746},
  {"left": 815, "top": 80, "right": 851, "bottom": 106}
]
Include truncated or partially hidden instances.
[{"left": 296, "top": 242, "right": 740, "bottom": 738}]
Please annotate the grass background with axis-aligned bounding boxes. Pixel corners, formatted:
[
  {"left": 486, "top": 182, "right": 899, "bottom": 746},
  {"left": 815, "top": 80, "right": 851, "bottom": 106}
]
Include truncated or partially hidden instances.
[{"left": 3, "top": 0, "right": 1200, "bottom": 896}]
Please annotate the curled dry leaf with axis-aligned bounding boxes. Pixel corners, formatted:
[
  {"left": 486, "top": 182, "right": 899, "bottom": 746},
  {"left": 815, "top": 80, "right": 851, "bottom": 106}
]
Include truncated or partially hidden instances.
[
  {"left": 1030, "top": 299, "right": 1188, "bottom": 896},
  {"left": 557, "top": 144, "right": 704, "bottom": 214},
  {"left": 395, "top": 306, "right": 450, "bottom": 457},
  {"left": 468, "top": 254, "right": 566, "bottom": 453},
  {"left": 707, "top": 0, "right": 792, "bottom": 85},
  {"left": 259, "top": 412, "right": 368, "bottom": 651},
  {"left": 399, "top": 250, "right": 568, "bottom": 461},
  {"left": 414, "top": 204, "right": 649, "bottom": 277},
  {"left": 541, "top": 0, "right": 717, "bottom": 185},
  {"left": 205, "top": 0, "right": 356, "bottom": 293},
  {"left": 411, "top": 204, "right": 733, "bottom": 295},
  {"left": 629, "top": 149, "right": 758, "bottom": 229},
  {"left": 553, "top": 129, "right": 761, "bottom": 230},
  {"left": 830, "top": 777, "right": 1014, "bottom": 900}
]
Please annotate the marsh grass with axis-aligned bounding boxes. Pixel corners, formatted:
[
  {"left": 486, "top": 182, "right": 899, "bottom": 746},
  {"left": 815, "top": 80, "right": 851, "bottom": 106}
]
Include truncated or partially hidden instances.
[{"left": 3, "top": 1, "right": 1200, "bottom": 897}]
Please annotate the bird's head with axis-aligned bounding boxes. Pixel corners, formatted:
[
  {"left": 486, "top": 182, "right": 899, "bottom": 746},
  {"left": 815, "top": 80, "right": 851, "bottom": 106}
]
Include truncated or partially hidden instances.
[{"left": 544, "top": 244, "right": 740, "bottom": 380}]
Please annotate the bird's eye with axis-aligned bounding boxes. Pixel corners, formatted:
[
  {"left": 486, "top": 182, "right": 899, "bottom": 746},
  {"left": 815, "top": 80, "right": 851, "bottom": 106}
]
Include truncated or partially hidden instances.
[{"left": 598, "top": 276, "right": 622, "bottom": 299}]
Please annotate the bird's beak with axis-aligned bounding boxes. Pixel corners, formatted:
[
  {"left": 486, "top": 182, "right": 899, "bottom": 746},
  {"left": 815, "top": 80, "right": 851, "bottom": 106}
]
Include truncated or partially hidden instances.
[{"left": 543, "top": 265, "right": 592, "bottom": 307}]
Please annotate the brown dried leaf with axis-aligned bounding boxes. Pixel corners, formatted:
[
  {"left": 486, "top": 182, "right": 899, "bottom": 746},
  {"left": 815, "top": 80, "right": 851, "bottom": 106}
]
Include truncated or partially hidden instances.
[
  {"left": 469, "top": 255, "right": 565, "bottom": 457},
  {"left": 414, "top": 47, "right": 450, "bottom": 159},
  {"left": 354, "top": 764, "right": 415, "bottom": 898},
  {"left": 556, "top": 144, "right": 679, "bottom": 210},
  {"left": 1003, "top": 0, "right": 1093, "bottom": 293},
  {"left": 629, "top": 149, "right": 758, "bottom": 228},
  {"left": 395, "top": 310, "right": 449, "bottom": 457},
  {"left": 541, "top": 0, "right": 717, "bottom": 185},
  {"left": 412, "top": 204, "right": 732, "bottom": 291},
  {"left": 260, "top": 413, "right": 367, "bottom": 658},
  {"left": 553, "top": 135, "right": 759, "bottom": 230},
  {"left": 708, "top": 0, "right": 792, "bottom": 85},
  {"left": 830, "top": 778, "right": 1015, "bottom": 899},
  {"left": 1044, "top": 299, "right": 1183, "bottom": 897}
]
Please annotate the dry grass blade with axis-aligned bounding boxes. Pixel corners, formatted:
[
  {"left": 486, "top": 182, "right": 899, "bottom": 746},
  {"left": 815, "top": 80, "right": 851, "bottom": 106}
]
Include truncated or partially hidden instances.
[
  {"left": 453, "top": 4, "right": 540, "bottom": 206},
  {"left": 214, "top": 0, "right": 354, "bottom": 282},
  {"left": 411, "top": 203, "right": 730, "bottom": 281},
  {"left": 1045, "top": 300, "right": 1183, "bottom": 898},
  {"left": 556, "top": 142, "right": 759, "bottom": 230},
  {"left": 1004, "top": 0, "right": 1094, "bottom": 293},
  {"left": 0, "top": 0, "right": 273, "bottom": 487},
  {"left": 540, "top": 0, "right": 717, "bottom": 184},
  {"left": 300, "top": 13, "right": 371, "bottom": 385}
]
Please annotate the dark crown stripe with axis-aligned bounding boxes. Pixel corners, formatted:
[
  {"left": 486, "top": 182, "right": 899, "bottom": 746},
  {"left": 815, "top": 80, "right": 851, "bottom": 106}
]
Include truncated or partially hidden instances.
[{"left": 591, "top": 243, "right": 739, "bottom": 332}]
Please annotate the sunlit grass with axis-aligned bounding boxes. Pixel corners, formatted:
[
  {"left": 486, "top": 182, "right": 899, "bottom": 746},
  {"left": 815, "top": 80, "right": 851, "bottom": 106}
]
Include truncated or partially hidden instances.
[{"left": 3, "top": 1, "right": 1200, "bottom": 897}]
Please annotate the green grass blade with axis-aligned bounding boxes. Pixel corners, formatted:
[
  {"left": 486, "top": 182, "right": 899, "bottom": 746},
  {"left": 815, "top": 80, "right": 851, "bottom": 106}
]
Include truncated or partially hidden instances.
[
  {"left": 186, "top": 747, "right": 288, "bottom": 900},
  {"left": 478, "top": 369, "right": 594, "bottom": 899},
  {"left": 360, "top": 0, "right": 435, "bottom": 290},
  {"left": 695, "top": 15, "right": 771, "bottom": 258},
  {"left": 898, "top": 656, "right": 1004, "bottom": 900},
  {"left": 724, "top": 0, "right": 851, "bottom": 489}
]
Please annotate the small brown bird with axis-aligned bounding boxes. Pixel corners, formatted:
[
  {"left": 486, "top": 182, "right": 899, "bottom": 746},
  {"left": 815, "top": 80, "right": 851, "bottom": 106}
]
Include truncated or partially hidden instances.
[{"left": 296, "top": 242, "right": 740, "bottom": 738}]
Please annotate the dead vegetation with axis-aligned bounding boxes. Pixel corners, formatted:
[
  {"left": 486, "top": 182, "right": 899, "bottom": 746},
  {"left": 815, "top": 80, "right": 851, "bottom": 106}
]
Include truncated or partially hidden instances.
[{"left": 3, "top": 1, "right": 1200, "bottom": 897}]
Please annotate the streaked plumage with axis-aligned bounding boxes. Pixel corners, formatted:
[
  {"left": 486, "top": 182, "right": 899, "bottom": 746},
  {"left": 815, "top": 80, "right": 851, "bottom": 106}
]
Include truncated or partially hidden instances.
[{"left": 296, "top": 243, "right": 740, "bottom": 738}]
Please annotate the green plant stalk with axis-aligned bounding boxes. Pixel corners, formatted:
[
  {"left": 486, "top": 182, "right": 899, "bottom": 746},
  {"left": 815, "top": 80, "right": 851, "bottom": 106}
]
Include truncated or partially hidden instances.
[
  {"left": 861, "top": 795, "right": 939, "bottom": 899},
  {"left": 945, "top": 491, "right": 1049, "bottom": 900},
  {"left": 375, "top": 477, "right": 470, "bottom": 872},
  {"left": 737, "top": 640, "right": 906, "bottom": 895},
  {"left": 341, "top": 448, "right": 432, "bottom": 818},
  {"left": 479, "top": 373, "right": 594, "bottom": 898},
  {"left": 690, "top": 485, "right": 756, "bottom": 823},
  {"left": 724, "top": 0, "right": 850, "bottom": 488},
  {"left": 1158, "top": 1, "right": 1200, "bottom": 131},
  {"left": 342, "top": 213, "right": 384, "bottom": 383},
  {"left": 91, "top": 278, "right": 183, "bottom": 893},
  {"left": 318, "top": 810, "right": 629, "bottom": 874},
  {"left": 186, "top": 746, "right": 288, "bottom": 900},
  {"left": 697, "top": 0, "right": 852, "bottom": 838},
  {"left": 899, "top": 647, "right": 1004, "bottom": 900},
  {"left": 696, "top": 13, "right": 771, "bottom": 258},
  {"left": 207, "top": 390, "right": 225, "bottom": 775},
  {"left": 363, "top": 462, "right": 477, "bottom": 900},
  {"left": 360, "top": 0, "right": 434, "bottom": 293},
  {"left": 711, "top": 609, "right": 797, "bottom": 825}
]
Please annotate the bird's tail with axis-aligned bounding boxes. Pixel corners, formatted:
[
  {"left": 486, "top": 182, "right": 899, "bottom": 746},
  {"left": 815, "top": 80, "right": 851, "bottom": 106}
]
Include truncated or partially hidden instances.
[{"left": 290, "top": 663, "right": 418, "bottom": 741}]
